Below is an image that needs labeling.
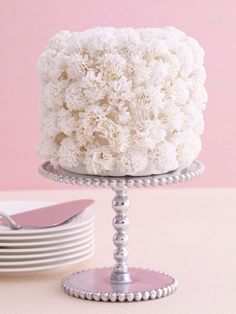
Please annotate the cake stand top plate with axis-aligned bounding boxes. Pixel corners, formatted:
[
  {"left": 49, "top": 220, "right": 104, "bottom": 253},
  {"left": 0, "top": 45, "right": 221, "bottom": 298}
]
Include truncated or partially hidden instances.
[{"left": 39, "top": 160, "right": 204, "bottom": 188}]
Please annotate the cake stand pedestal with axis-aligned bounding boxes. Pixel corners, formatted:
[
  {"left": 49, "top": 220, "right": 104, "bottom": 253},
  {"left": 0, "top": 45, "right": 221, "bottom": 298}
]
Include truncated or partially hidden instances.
[{"left": 39, "top": 160, "right": 204, "bottom": 302}]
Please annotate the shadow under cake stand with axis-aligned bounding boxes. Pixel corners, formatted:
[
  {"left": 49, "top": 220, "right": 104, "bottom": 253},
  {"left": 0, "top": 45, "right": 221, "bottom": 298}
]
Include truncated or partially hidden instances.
[{"left": 39, "top": 160, "right": 204, "bottom": 302}]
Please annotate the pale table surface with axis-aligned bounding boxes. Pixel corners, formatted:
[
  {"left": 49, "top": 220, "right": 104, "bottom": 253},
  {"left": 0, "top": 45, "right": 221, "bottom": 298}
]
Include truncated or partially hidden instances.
[{"left": 0, "top": 188, "right": 235, "bottom": 314}]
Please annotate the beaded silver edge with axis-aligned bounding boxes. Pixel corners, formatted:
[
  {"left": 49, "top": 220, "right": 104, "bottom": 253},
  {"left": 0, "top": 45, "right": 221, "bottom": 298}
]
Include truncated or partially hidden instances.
[
  {"left": 61, "top": 267, "right": 178, "bottom": 302},
  {"left": 39, "top": 160, "right": 204, "bottom": 188}
]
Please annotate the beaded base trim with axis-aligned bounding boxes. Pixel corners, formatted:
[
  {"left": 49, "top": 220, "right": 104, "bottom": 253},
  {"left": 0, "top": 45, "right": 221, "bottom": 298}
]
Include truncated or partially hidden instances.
[{"left": 62, "top": 267, "right": 178, "bottom": 302}]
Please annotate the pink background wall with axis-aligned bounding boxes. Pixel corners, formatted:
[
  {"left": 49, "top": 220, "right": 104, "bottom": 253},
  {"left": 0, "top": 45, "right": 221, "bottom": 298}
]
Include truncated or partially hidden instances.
[{"left": 0, "top": 0, "right": 235, "bottom": 190}]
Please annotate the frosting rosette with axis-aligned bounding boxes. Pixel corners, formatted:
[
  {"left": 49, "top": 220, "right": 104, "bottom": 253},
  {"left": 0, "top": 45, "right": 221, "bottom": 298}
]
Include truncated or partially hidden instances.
[{"left": 38, "top": 27, "right": 207, "bottom": 176}]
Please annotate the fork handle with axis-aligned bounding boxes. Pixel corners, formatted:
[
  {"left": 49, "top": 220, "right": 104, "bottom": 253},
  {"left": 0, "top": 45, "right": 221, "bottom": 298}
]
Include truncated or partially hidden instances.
[{"left": 0, "top": 211, "right": 22, "bottom": 230}]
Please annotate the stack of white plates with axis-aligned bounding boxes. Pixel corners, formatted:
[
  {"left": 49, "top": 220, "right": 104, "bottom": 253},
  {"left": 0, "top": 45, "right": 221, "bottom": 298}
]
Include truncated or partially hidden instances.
[{"left": 0, "top": 202, "right": 94, "bottom": 275}]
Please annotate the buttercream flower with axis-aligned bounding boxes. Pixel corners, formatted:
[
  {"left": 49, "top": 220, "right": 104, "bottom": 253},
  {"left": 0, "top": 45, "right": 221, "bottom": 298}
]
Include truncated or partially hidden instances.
[
  {"left": 164, "top": 53, "right": 181, "bottom": 79},
  {"left": 38, "top": 49, "right": 67, "bottom": 82},
  {"left": 75, "top": 124, "right": 87, "bottom": 147},
  {"left": 116, "top": 103, "right": 130, "bottom": 124},
  {"left": 85, "top": 146, "right": 115, "bottom": 174},
  {"left": 182, "top": 105, "right": 202, "bottom": 130},
  {"left": 41, "top": 80, "right": 68, "bottom": 110},
  {"left": 66, "top": 53, "right": 92, "bottom": 80},
  {"left": 37, "top": 136, "right": 58, "bottom": 159},
  {"left": 47, "top": 31, "right": 71, "bottom": 51},
  {"left": 176, "top": 41, "right": 194, "bottom": 77},
  {"left": 190, "top": 85, "right": 208, "bottom": 110},
  {"left": 133, "top": 120, "right": 166, "bottom": 150},
  {"left": 186, "top": 37, "right": 204, "bottom": 66},
  {"left": 108, "top": 76, "right": 133, "bottom": 103},
  {"left": 103, "top": 124, "right": 131, "bottom": 153},
  {"left": 86, "top": 28, "right": 117, "bottom": 53},
  {"left": 191, "top": 67, "right": 206, "bottom": 84},
  {"left": 167, "top": 78, "right": 189, "bottom": 105},
  {"left": 148, "top": 59, "right": 169, "bottom": 84},
  {"left": 58, "top": 137, "right": 79, "bottom": 168},
  {"left": 38, "top": 49, "right": 58, "bottom": 83},
  {"left": 146, "top": 38, "right": 169, "bottom": 56},
  {"left": 149, "top": 141, "right": 178, "bottom": 173},
  {"left": 41, "top": 111, "right": 58, "bottom": 137},
  {"left": 82, "top": 105, "right": 107, "bottom": 136},
  {"left": 57, "top": 108, "right": 75, "bottom": 136},
  {"left": 128, "top": 55, "right": 150, "bottom": 84},
  {"left": 82, "top": 70, "right": 108, "bottom": 103},
  {"left": 96, "top": 53, "right": 127, "bottom": 80},
  {"left": 176, "top": 134, "right": 201, "bottom": 168},
  {"left": 65, "top": 82, "right": 88, "bottom": 110},
  {"left": 132, "top": 86, "right": 164, "bottom": 117},
  {"left": 117, "top": 150, "right": 148, "bottom": 175},
  {"left": 193, "top": 112, "right": 204, "bottom": 135},
  {"left": 163, "top": 27, "right": 185, "bottom": 49},
  {"left": 159, "top": 104, "right": 185, "bottom": 132}
]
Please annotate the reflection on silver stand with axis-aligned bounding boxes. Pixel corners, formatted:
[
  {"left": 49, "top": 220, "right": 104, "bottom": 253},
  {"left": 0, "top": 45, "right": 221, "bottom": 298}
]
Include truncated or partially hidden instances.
[{"left": 39, "top": 160, "right": 204, "bottom": 302}]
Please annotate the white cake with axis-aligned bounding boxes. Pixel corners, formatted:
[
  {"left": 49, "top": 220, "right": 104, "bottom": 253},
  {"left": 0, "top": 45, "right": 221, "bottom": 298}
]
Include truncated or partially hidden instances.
[{"left": 38, "top": 27, "right": 207, "bottom": 176}]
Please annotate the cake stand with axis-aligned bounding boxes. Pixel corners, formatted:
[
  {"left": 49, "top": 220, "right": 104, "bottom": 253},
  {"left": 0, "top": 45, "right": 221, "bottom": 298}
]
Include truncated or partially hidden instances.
[{"left": 39, "top": 160, "right": 204, "bottom": 302}]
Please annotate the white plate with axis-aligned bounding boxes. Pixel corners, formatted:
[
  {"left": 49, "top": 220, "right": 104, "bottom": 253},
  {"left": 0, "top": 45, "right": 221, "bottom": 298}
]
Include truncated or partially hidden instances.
[
  {"left": 0, "top": 227, "right": 94, "bottom": 247},
  {"left": 0, "top": 233, "right": 94, "bottom": 254},
  {"left": 0, "top": 237, "right": 94, "bottom": 261},
  {"left": 0, "top": 202, "right": 94, "bottom": 235},
  {"left": 0, "top": 243, "right": 94, "bottom": 266},
  {"left": 0, "top": 249, "right": 94, "bottom": 275},
  {"left": 0, "top": 220, "right": 94, "bottom": 241},
  {"left": 0, "top": 219, "right": 94, "bottom": 240}
]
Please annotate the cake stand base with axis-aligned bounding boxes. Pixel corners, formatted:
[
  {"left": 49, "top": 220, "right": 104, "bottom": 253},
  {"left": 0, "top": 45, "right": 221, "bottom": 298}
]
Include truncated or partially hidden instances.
[
  {"left": 40, "top": 160, "right": 204, "bottom": 303},
  {"left": 61, "top": 267, "right": 178, "bottom": 302}
]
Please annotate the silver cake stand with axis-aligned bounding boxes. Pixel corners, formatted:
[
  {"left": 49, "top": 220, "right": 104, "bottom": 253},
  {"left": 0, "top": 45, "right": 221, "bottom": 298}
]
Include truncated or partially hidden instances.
[{"left": 39, "top": 160, "right": 204, "bottom": 302}]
